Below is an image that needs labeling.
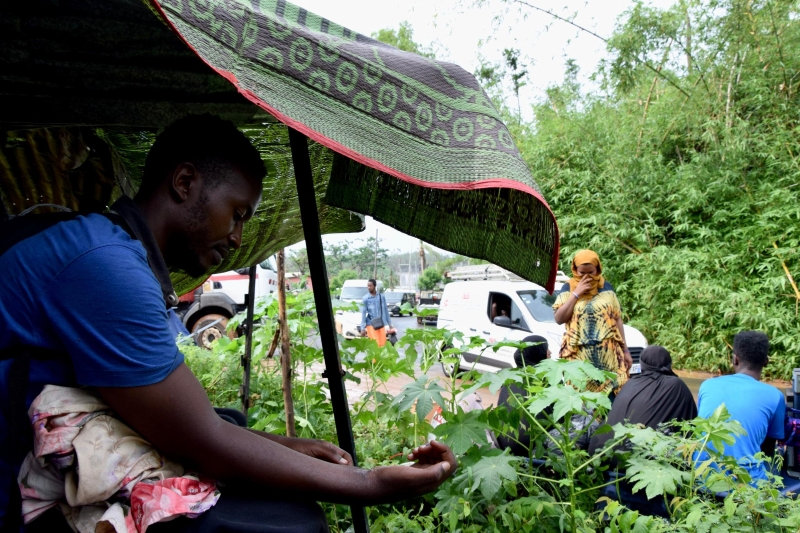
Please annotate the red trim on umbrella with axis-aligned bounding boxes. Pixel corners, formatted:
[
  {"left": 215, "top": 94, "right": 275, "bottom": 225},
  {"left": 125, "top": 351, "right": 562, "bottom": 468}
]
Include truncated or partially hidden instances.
[{"left": 147, "top": 0, "right": 560, "bottom": 292}]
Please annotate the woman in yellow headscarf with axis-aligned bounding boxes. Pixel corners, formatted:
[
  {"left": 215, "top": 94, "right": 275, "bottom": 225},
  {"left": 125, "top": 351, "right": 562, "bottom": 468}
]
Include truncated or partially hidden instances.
[{"left": 553, "top": 250, "right": 633, "bottom": 394}]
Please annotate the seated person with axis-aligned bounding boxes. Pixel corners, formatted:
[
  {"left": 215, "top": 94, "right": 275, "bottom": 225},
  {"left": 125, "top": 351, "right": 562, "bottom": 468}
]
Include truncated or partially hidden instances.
[
  {"left": 697, "top": 330, "right": 785, "bottom": 483},
  {"left": 589, "top": 345, "right": 697, "bottom": 454},
  {"left": 0, "top": 115, "right": 456, "bottom": 532},
  {"left": 496, "top": 335, "right": 550, "bottom": 456}
]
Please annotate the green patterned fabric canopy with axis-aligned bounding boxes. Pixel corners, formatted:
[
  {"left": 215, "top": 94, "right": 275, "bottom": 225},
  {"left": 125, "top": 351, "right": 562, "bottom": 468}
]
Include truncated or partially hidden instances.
[
  {"left": 0, "top": 124, "right": 364, "bottom": 296},
  {"left": 151, "top": 0, "right": 559, "bottom": 290}
]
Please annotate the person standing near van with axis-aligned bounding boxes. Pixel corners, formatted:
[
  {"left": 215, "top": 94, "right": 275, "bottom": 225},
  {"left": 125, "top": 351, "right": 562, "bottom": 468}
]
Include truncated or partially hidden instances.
[
  {"left": 552, "top": 250, "right": 633, "bottom": 394},
  {"left": 360, "top": 279, "right": 395, "bottom": 347}
]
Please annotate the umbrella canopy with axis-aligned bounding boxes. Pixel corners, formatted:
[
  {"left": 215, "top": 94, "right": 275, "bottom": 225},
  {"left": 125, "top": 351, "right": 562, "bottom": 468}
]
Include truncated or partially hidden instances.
[
  {"left": 0, "top": 0, "right": 559, "bottom": 291},
  {"left": 150, "top": 0, "right": 559, "bottom": 290}
]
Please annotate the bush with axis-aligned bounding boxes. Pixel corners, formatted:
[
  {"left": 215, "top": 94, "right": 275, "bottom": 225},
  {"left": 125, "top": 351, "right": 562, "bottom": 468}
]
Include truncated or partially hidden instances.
[{"left": 184, "top": 294, "right": 800, "bottom": 532}]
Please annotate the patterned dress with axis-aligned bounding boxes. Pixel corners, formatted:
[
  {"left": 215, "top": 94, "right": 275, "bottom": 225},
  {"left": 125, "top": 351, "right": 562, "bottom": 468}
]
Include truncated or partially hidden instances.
[{"left": 553, "top": 282, "right": 627, "bottom": 393}]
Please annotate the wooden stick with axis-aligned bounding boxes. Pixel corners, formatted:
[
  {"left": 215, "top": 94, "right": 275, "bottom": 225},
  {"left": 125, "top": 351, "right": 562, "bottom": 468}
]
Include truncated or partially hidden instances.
[
  {"left": 266, "top": 327, "right": 280, "bottom": 359},
  {"left": 277, "top": 249, "right": 296, "bottom": 437}
]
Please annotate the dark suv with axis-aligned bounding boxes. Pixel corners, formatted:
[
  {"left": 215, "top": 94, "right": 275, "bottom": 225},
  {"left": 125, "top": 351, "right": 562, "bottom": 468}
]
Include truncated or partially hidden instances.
[{"left": 384, "top": 291, "right": 416, "bottom": 316}]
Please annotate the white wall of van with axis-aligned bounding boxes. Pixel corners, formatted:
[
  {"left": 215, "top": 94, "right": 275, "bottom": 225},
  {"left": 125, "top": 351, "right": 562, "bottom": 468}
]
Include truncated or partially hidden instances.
[{"left": 437, "top": 281, "right": 648, "bottom": 375}]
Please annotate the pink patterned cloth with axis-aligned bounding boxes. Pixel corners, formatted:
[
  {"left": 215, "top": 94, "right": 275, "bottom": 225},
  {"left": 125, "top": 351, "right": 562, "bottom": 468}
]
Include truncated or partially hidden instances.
[{"left": 18, "top": 385, "right": 220, "bottom": 533}]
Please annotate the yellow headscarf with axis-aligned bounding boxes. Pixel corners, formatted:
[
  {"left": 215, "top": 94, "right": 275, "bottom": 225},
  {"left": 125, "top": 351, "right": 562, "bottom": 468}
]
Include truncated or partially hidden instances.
[{"left": 568, "top": 249, "right": 605, "bottom": 299}]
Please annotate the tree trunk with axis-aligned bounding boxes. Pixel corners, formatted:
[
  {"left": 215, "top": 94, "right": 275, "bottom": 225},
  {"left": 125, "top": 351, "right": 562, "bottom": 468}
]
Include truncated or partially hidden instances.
[{"left": 277, "top": 249, "right": 296, "bottom": 437}]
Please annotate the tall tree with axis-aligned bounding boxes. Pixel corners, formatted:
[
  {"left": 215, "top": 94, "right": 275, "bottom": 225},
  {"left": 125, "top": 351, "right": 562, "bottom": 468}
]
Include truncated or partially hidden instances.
[{"left": 287, "top": 247, "right": 309, "bottom": 276}]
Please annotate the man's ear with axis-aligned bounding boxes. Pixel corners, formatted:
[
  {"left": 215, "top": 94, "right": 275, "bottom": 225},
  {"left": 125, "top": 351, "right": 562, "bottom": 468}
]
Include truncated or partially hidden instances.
[
  {"left": 170, "top": 163, "right": 200, "bottom": 203},
  {"left": 732, "top": 354, "right": 740, "bottom": 368}
]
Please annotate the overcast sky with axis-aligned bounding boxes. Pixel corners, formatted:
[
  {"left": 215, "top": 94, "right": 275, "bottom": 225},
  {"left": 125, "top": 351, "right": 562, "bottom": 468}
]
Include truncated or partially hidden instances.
[{"left": 287, "top": 0, "right": 674, "bottom": 255}]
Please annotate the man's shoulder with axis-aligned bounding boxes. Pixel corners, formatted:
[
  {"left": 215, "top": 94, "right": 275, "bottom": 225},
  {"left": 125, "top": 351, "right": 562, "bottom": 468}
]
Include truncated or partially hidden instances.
[
  {"left": 19, "top": 213, "right": 143, "bottom": 261},
  {"left": 2, "top": 214, "right": 148, "bottom": 283},
  {"left": 701, "top": 374, "right": 783, "bottom": 398}
]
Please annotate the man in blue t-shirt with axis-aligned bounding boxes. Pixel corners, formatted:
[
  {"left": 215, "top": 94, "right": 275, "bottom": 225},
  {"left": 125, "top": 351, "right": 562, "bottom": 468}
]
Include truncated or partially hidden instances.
[
  {"left": 697, "top": 330, "right": 785, "bottom": 482},
  {"left": 0, "top": 115, "right": 456, "bottom": 532}
]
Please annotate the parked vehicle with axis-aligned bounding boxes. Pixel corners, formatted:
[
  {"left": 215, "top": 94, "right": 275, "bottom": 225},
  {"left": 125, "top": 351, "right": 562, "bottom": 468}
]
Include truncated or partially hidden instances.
[
  {"left": 436, "top": 280, "right": 648, "bottom": 376},
  {"left": 416, "top": 290, "right": 441, "bottom": 325},
  {"left": 334, "top": 279, "right": 383, "bottom": 339},
  {"left": 175, "top": 256, "right": 279, "bottom": 348},
  {"left": 384, "top": 290, "right": 416, "bottom": 316}
]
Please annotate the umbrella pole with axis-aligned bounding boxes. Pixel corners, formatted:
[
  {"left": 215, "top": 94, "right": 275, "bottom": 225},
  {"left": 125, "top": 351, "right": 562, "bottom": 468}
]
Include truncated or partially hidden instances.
[
  {"left": 287, "top": 127, "right": 369, "bottom": 533},
  {"left": 241, "top": 264, "right": 257, "bottom": 416}
]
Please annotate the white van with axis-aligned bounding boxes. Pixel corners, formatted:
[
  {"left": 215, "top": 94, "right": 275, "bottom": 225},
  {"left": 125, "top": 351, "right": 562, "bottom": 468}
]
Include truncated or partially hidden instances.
[
  {"left": 335, "top": 279, "right": 383, "bottom": 339},
  {"left": 436, "top": 280, "right": 648, "bottom": 375}
]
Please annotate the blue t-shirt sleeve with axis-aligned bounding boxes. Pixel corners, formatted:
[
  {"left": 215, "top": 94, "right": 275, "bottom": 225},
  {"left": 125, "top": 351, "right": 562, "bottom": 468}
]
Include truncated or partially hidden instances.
[
  {"left": 768, "top": 390, "right": 786, "bottom": 440},
  {"left": 43, "top": 244, "right": 183, "bottom": 387}
]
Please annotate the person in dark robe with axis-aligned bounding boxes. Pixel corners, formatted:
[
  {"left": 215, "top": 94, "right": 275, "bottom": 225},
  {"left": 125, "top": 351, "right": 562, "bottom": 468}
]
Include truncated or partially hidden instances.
[
  {"left": 589, "top": 345, "right": 697, "bottom": 454},
  {"left": 496, "top": 336, "right": 550, "bottom": 456}
]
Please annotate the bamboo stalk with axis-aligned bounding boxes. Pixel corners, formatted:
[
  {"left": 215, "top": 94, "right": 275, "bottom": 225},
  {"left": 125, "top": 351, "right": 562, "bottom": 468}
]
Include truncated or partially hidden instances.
[
  {"left": 772, "top": 242, "right": 800, "bottom": 316},
  {"left": 277, "top": 249, "right": 296, "bottom": 437},
  {"left": 636, "top": 74, "right": 660, "bottom": 156},
  {"left": 598, "top": 225, "right": 643, "bottom": 255}
]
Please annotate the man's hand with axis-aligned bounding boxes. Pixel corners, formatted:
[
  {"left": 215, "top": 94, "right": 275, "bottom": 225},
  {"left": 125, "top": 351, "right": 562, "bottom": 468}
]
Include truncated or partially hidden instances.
[
  {"left": 282, "top": 438, "right": 353, "bottom": 466},
  {"left": 365, "top": 441, "right": 457, "bottom": 503},
  {"left": 361, "top": 329, "right": 368, "bottom": 337}
]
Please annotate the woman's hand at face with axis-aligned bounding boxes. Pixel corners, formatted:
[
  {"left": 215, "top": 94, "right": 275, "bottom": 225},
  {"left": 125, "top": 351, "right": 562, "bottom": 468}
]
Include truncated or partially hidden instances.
[{"left": 574, "top": 275, "right": 594, "bottom": 296}]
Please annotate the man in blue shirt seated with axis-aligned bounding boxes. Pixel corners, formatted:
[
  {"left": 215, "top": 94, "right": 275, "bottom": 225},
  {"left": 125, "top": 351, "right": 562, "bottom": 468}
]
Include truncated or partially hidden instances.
[
  {"left": 697, "top": 330, "right": 785, "bottom": 483},
  {"left": 0, "top": 115, "right": 456, "bottom": 532}
]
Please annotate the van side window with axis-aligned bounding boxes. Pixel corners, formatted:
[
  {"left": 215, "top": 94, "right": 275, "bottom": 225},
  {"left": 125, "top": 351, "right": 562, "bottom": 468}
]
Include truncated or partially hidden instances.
[
  {"left": 487, "top": 292, "right": 509, "bottom": 322},
  {"left": 509, "top": 302, "right": 529, "bottom": 331},
  {"left": 488, "top": 292, "right": 529, "bottom": 330}
]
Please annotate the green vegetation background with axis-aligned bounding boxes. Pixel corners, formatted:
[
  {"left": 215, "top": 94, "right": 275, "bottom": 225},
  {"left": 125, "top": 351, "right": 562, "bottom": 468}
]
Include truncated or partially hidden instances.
[{"left": 457, "top": 0, "right": 800, "bottom": 377}]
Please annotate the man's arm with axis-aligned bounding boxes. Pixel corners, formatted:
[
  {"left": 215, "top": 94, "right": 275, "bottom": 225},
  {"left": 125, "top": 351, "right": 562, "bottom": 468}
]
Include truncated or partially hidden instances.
[
  {"left": 762, "top": 389, "right": 787, "bottom": 458},
  {"left": 360, "top": 296, "right": 368, "bottom": 330},
  {"left": 383, "top": 295, "right": 393, "bottom": 329},
  {"left": 97, "top": 363, "right": 456, "bottom": 505}
]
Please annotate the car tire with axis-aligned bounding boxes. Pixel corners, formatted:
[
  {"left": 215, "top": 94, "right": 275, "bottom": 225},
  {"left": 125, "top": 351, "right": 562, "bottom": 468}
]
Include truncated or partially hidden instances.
[
  {"left": 441, "top": 358, "right": 461, "bottom": 378},
  {"left": 440, "top": 345, "right": 461, "bottom": 377},
  {"left": 192, "top": 314, "right": 230, "bottom": 350}
]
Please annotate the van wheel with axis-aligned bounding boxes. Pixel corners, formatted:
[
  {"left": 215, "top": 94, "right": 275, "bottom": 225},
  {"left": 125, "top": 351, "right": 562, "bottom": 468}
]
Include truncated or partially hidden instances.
[
  {"left": 439, "top": 345, "right": 461, "bottom": 377},
  {"left": 193, "top": 314, "right": 230, "bottom": 350},
  {"left": 441, "top": 357, "right": 462, "bottom": 377}
]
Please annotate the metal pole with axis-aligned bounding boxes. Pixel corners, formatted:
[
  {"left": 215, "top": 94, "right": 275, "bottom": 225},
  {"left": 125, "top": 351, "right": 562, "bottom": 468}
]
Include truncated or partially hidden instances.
[
  {"left": 287, "top": 127, "right": 370, "bottom": 533},
  {"left": 241, "top": 264, "right": 257, "bottom": 416}
]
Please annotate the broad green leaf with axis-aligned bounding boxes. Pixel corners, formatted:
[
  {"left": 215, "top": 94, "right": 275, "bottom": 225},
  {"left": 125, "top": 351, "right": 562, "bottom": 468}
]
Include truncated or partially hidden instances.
[
  {"left": 626, "top": 457, "right": 687, "bottom": 500},
  {"left": 469, "top": 451, "right": 519, "bottom": 500},
  {"left": 391, "top": 375, "right": 447, "bottom": 422},
  {"left": 432, "top": 410, "right": 490, "bottom": 454}
]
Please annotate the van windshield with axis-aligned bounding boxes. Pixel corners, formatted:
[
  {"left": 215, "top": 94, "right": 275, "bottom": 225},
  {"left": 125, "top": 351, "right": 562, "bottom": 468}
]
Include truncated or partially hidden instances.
[
  {"left": 384, "top": 293, "right": 404, "bottom": 303},
  {"left": 518, "top": 290, "right": 556, "bottom": 323},
  {"left": 341, "top": 286, "right": 369, "bottom": 301},
  {"left": 259, "top": 256, "right": 278, "bottom": 272}
]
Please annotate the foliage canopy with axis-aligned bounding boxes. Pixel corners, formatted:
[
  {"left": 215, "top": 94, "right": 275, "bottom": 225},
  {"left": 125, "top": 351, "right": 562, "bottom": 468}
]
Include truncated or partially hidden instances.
[{"left": 505, "top": 0, "right": 800, "bottom": 376}]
